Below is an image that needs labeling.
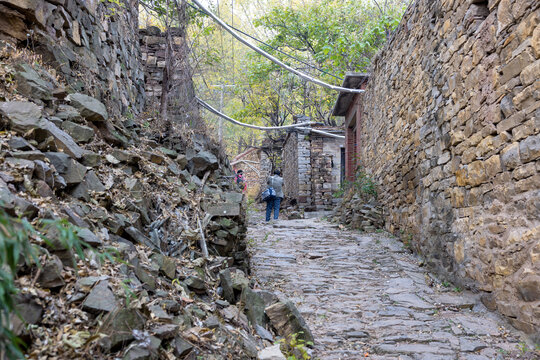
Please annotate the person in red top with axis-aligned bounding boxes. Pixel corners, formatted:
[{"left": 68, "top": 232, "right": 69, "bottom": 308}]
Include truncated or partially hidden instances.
[{"left": 235, "top": 169, "right": 247, "bottom": 192}]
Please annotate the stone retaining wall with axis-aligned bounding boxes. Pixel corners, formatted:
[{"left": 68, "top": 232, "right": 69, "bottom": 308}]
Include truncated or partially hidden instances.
[
  {"left": 0, "top": 0, "right": 145, "bottom": 117},
  {"left": 354, "top": 0, "right": 539, "bottom": 336}
]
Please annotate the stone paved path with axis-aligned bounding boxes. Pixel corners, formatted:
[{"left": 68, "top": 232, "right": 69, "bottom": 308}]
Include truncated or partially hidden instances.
[{"left": 248, "top": 218, "right": 537, "bottom": 360}]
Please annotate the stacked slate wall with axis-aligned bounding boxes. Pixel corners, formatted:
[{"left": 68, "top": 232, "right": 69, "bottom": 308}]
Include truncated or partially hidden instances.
[
  {"left": 139, "top": 26, "right": 198, "bottom": 126},
  {"left": 0, "top": 0, "right": 145, "bottom": 117},
  {"left": 353, "top": 0, "right": 539, "bottom": 336}
]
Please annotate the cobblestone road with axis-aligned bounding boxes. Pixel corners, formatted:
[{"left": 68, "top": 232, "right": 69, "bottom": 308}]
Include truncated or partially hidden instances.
[{"left": 248, "top": 218, "right": 537, "bottom": 360}]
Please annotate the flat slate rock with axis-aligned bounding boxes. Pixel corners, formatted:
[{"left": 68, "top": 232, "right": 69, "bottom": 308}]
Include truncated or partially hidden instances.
[
  {"left": 67, "top": 93, "right": 108, "bottom": 122},
  {"left": 207, "top": 203, "right": 240, "bottom": 217},
  {"left": 265, "top": 301, "right": 314, "bottom": 343},
  {"left": 388, "top": 293, "right": 435, "bottom": 310},
  {"left": 82, "top": 280, "right": 118, "bottom": 313},
  {"left": 0, "top": 101, "right": 44, "bottom": 133}
]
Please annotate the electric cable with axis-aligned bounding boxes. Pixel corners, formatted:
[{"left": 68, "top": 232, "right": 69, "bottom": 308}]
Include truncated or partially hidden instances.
[
  {"left": 187, "top": 1, "right": 344, "bottom": 81},
  {"left": 197, "top": 97, "right": 344, "bottom": 139},
  {"left": 191, "top": 0, "right": 364, "bottom": 94}
]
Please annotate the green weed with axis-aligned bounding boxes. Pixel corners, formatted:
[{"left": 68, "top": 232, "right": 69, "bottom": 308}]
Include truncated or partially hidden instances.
[{"left": 277, "top": 332, "right": 313, "bottom": 360}]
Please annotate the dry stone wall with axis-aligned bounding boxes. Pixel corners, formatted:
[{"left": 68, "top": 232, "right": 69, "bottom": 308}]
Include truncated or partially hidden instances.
[
  {"left": 282, "top": 131, "right": 299, "bottom": 200},
  {"left": 356, "top": 0, "right": 539, "bottom": 336},
  {"left": 139, "top": 26, "right": 198, "bottom": 126},
  {"left": 0, "top": 0, "right": 145, "bottom": 117}
]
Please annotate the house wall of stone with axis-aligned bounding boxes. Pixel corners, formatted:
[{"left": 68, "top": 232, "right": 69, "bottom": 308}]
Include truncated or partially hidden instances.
[
  {"left": 322, "top": 136, "right": 344, "bottom": 194},
  {"left": 311, "top": 135, "right": 343, "bottom": 210},
  {"left": 0, "top": 0, "right": 145, "bottom": 118},
  {"left": 283, "top": 132, "right": 299, "bottom": 200},
  {"left": 355, "top": 0, "right": 539, "bottom": 335},
  {"left": 297, "top": 133, "right": 312, "bottom": 206}
]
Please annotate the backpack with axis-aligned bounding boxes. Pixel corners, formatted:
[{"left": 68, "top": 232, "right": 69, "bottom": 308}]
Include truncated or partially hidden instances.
[
  {"left": 261, "top": 187, "right": 276, "bottom": 202},
  {"left": 236, "top": 174, "right": 244, "bottom": 185}
]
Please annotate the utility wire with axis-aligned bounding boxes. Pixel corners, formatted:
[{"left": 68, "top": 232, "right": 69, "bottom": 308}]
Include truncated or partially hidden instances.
[
  {"left": 197, "top": 97, "right": 344, "bottom": 139},
  {"left": 196, "top": 97, "right": 315, "bottom": 130},
  {"left": 190, "top": 0, "right": 358, "bottom": 89},
  {"left": 186, "top": 1, "right": 342, "bottom": 81}
]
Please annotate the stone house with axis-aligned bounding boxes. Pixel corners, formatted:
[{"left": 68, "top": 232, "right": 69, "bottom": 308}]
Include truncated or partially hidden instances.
[
  {"left": 332, "top": 73, "right": 370, "bottom": 182},
  {"left": 230, "top": 124, "right": 345, "bottom": 210},
  {"left": 282, "top": 120, "right": 345, "bottom": 210}
]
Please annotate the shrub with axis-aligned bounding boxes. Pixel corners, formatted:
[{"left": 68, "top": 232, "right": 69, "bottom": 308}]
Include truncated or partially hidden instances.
[{"left": 0, "top": 209, "right": 116, "bottom": 359}]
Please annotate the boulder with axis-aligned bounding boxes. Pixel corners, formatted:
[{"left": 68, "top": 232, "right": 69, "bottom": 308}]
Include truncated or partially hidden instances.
[
  {"left": 45, "top": 152, "right": 87, "bottom": 185},
  {"left": 187, "top": 150, "right": 218, "bottom": 177},
  {"left": 11, "top": 294, "right": 43, "bottom": 335},
  {"left": 82, "top": 280, "right": 118, "bottom": 313},
  {"left": 36, "top": 255, "right": 65, "bottom": 289},
  {"left": 176, "top": 154, "right": 188, "bottom": 169},
  {"left": 100, "top": 308, "right": 146, "bottom": 351},
  {"left": 255, "top": 324, "right": 274, "bottom": 342},
  {"left": 71, "top": 171, "right": 106, "bottom": 201},
  {"left": 258, "top": 344, "right": 286, "bottom": 360},
  {"left": 173, "top": 336, "right": 193, "bottom": 357},
  {"left": 61, "top": 121, "right": 95, "bottom": 143},
  {"left": 219, "top": 269, "right": 235, "bottom": 303},
  {"left": 241, "top": 286, "right": 266, "bottom": 327},
  {"left": 125, "top": 226, "right": 160, "bottom": 251},
  {"left": 185, "top": 275, "right": 206, "bottom": 291},
  {"left": 7, "top": 136, "right": 33, "bottom": 150},
  {"left": 0, "top": 101, "right": 44, "bottom": 133},
  {"left": 77, "top": 228, "right": 102, "bottom": 246},
  {"left": 231, "top": 269, "right": 250, "bottom": 290},
  {"left": 81, "top": 152, "right": 101, "bottom": 167},
  {"left": 265, "top": 301, "right": 314, "bottom": 343},
  {"left": 14, "top": 64, "right": 53, "bottom": 100},
  {"left": 66, "top": 93, "right": 108, "bottom": 122},
  {"left": 33, "top": 160, "right": 55, "bottom": 189},
  {"left": 122, "top": 336, "right": 161, "bottom": 360},
  {"left": 207, "top": 203, "right": 241, "bottom": 217},
  {"left": 151, "top": 324, "right": 179, "bottom": 340},
  {"left": 36, "top": 121, "right": 86, "bottom": 159},
  {"left": 159, "top": 147, "right": 178, "bottom": 158},
  {"left": 151, "top": 253, "right": 176, "bottom": 280},
  {"left": 11, "top": 150, "right": 46, "bottom": 161},
  {"left": 55, "top": 104, "right": 82, "bottom": 122}
]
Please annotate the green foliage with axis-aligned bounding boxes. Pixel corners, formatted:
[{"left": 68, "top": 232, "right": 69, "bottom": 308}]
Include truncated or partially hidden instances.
[
  {"left": 346, "top": 167, "right": 378, "bottom": 199},
  {"left": 254, "top": 0, "right": 409, "bottom": 76},
  {"left": 0, "top": 209, "right": 117, "bottom": 359},
  {"left": 191, "top": 0, "right": 410, "bottom": 154},
  {"left": 0, "top": 211, "right": 37, "bottom": 359},
  {"left": 121, "top": 279, "right": 137, "bottom": 307},
  {"left": 332, "top": 180, "right": 349, "bottom": 198},
  {"left": 278, "top": 332, "right": 313, "bottom": 360},
  {"left": 100, "top": 0, "right": 125, "bottom": 17}
]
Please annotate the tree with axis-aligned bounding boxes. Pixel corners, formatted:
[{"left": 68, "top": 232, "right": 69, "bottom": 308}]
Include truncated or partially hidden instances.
[{"left": 189, "top": 0, "right": 410, "bottom": 154}]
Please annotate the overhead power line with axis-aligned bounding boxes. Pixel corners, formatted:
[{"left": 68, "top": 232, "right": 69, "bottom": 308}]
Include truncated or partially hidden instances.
[
  {"left": 190, "top": 0, "right": 365, "bottom": 94},
  {"left": 196, "top": 97, "right": 315, "bottom": 129},
  {"left": 186, "top": 2, "right": 343, "bottom": 81},
  {"left": 196, "top": 97, "right": 344, "bottom": 139}
]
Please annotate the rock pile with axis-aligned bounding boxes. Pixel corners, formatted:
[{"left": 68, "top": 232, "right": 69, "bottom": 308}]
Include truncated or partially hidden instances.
[
  {"left": 0, "top": 59, "right": 305, "bottom": 359},
  {"left": 333, "top": 191, "right": 384, "bottom": 232}
]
